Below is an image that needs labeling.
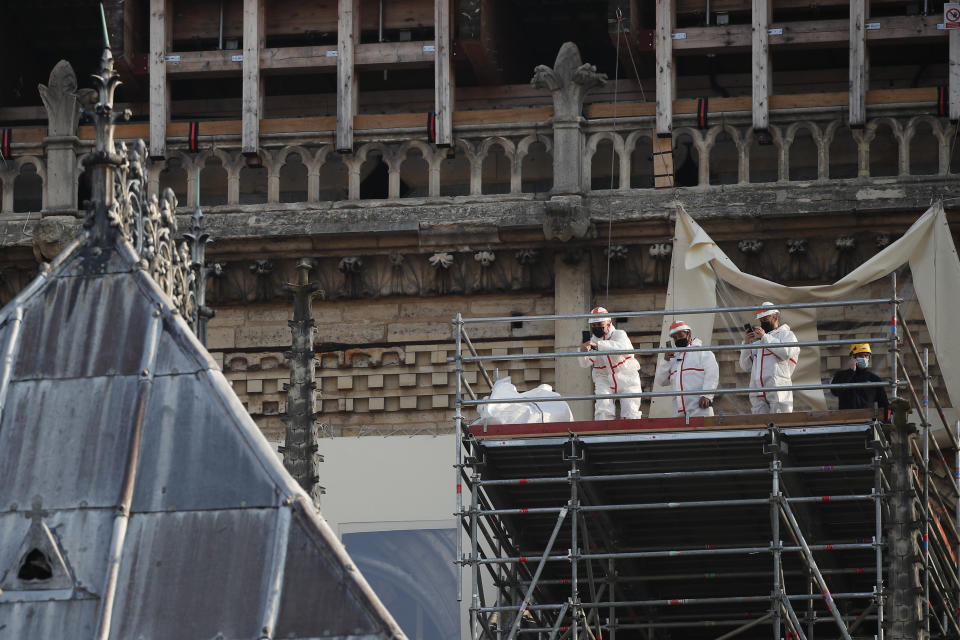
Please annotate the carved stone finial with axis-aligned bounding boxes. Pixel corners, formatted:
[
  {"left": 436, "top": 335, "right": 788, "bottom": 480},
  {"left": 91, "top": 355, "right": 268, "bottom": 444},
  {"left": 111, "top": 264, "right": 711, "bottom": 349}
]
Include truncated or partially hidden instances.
[
  {"left": 531, "top": 42, "right": 607, "bottom": 122},
  {"left": 38, "top": 60, "right": 81, "bottom": 138}
]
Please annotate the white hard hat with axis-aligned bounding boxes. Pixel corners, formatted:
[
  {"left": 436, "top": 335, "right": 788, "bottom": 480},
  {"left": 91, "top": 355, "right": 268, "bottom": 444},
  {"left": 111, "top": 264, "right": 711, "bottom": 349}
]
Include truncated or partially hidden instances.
[
  {"left": 755, "top": 302, "right": 779, "bottom": 319},
  {"left": 668, "top": 320, "right": 691, "bottom": 336},
  {"left": 588, "top": 306, "right": 610, "bottom": 326}
]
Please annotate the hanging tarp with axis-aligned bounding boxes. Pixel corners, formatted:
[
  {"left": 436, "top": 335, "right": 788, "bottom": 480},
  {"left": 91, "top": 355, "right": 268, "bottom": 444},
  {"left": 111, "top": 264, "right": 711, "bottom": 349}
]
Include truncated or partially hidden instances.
[{"left": 652, "top": 202, "right": 960, "bottom": 418}]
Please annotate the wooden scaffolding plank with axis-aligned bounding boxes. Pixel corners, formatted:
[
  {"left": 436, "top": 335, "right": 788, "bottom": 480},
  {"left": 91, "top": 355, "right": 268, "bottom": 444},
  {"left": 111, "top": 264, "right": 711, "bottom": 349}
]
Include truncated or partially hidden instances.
[
  {"left": 752, "top": 0, "right": 771, "bottom": 131},
  {"left": 241, "top": 0, "right": 264, "bottom": 155},
  {"left": 149, "top": 0, "right": 171, "bottom": 158},
  {"left": 434, "top": 0, "right": 453, "bottom": 146},
  {"left": 849, "top": 0, "right": 868, "bottom": 127},
  {"left": 655, "top": 0, "right": 674, "bottom": 137},
  {"left": 336, "top": 0, "right": 360, "bottom": 152}
]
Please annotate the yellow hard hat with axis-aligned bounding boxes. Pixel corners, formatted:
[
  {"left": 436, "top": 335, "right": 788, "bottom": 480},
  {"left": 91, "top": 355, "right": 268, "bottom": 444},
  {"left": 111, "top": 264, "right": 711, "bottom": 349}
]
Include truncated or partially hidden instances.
[{"left": 849, "top": 343, "right": 872, "bottom": 356}]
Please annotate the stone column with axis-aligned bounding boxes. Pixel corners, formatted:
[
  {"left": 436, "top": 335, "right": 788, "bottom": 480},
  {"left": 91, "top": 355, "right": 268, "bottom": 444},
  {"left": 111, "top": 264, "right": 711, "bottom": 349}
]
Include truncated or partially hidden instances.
[
  {"left": 38, "top": 60, "right": 81, "bottom": 214},
  {"left": 554, "top": 250, "right": 593, "bottom": 422}
]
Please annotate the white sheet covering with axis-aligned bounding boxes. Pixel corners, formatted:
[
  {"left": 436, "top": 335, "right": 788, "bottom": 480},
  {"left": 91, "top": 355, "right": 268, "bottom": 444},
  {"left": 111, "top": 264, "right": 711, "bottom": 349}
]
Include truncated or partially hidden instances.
[
  {"left": 478, "top": 377, "right": 574, "bottom": 424},
  {"left": 651, "top": 202, "right": 960, "bottom": 418}
]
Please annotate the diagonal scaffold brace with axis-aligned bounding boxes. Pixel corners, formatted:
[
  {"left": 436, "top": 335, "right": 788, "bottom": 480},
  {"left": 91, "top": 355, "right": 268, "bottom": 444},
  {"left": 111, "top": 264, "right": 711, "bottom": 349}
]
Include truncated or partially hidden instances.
[{"left": 506, "top": 504, "right": 570, "bottom": 640}]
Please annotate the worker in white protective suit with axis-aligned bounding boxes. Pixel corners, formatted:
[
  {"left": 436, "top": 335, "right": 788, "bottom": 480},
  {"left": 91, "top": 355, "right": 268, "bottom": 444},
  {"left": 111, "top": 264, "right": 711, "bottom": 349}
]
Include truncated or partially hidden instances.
[
  {"left": 578, "top": 306, "right": 643, "bottom": 420},
  {"left": 654, "top": 320, "right": 719, "bottom": 417},
  {"left": 739, "top": 302, "right": 800, "bottom": 414}
]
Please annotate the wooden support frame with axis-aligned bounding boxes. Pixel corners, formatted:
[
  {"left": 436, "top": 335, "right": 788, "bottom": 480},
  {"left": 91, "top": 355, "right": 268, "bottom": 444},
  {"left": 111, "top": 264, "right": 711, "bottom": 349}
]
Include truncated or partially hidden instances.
[
  {"left": 671, "top": 15, "right": 942, "bottom": 53},
  {"left": 951, "top": 29, "right": 960, "bottom": 122},
  {"left": 752, "top": 0, "right": 771, "bottom": 131},
  {"left": 337, "top": 0, "right": 360, "bottom": 152},
  {"left": 434, "top": 0, "right": 453, "bottom": 146},
  {"left": 849, "top": 0, "right": 867, "bottom": 127},
  {"left": 655, "top": 0, "right": 674, "bottom": 137},
  {"left": 241, "top": 0, "right": 264, "bottom": 155},
  {"left": 149, "top": 0, "right": 171, "bottom": 159},
  {"left": 652, "top": 134, "right": 675, "bottom": 188}
]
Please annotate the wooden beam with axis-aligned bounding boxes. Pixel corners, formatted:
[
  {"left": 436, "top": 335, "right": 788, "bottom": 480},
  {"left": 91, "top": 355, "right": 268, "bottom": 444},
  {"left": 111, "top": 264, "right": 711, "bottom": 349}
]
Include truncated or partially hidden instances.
[
  {"left": 167, "top": 42, "right": 434, "bottom": 76},
  {"left": 434, "top": 0, "right": 453, "bottom": 146},
  {"left": 849, "top": 0, "right": 867, "bottom": 127},
  {"left": 336, "top": 0, "right": 360, "bottom": 152},
  {"left": 951, "top": 28, "right": 960, "bottom": 122},
  {"left": 242, "top": 0, "right": 264, "bottom": 155},
  {"left": 677, "top": 0, "right": 904, "bottom": 13},
  {"left": 655, "top": 0, "right": 674, "bottom": 137},
  {"left": 752, "top": 0, "right": 771, "bottom": 131},
  {"left": 671, "top": 15, "right": 944, "bottom": 53},
  {"left": 149, "top": 0, "right": 170, "bottom": 159}
]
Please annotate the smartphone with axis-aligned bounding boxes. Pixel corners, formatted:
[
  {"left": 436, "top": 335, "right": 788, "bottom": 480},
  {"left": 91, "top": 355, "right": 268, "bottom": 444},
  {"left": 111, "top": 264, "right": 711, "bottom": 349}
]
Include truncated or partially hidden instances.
[
  {"left": 582, "top": 330, "right": 591, "bottom": 343},
  {"left": 744, "top": 323, "right": 754, "bottom": 332}
]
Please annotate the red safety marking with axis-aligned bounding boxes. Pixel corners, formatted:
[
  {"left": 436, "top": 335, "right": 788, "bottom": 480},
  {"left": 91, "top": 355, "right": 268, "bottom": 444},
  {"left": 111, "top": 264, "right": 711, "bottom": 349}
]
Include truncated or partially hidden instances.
[
  {"left": 705, "top": 544, "right": 715, "bottom": 549},
  {"left": 560, "top": 578, "right": 570, "bottom": 584},
  {"left": 518, "top": 556, "right": 527, "bottom": 563},
  {"left": 561, "top": 626, "right": 569, "bottom": 632},
  {"left": 520, "top": 508, "right": 529, "bottom": 514},
  {"left": 456, "top": 484, "right": 461, "bottom": 494},
  {"left": 518, "top": 479, "right": 529, "bottom": 485},
  {"left": 821, "top": 496, "right": 831, "bottom": 502},
  {"left": 857, "top": 567, "right": 865, "bottom": 573},
  {"left": 668, "top": 599, "right": 687, "bottom": 605}
]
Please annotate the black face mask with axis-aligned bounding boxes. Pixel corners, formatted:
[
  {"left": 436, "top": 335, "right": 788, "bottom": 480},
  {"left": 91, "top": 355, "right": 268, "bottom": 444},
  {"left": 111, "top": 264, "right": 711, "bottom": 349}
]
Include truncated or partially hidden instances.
[
  {"left": 674, "top": 338, "right": 689, "bottom": 348},
  {"left": 590, "top": 325, "right": 606, "bottom": 338},
  {"left": 760, "top": 320, "right": 774, "bottom": 333}
]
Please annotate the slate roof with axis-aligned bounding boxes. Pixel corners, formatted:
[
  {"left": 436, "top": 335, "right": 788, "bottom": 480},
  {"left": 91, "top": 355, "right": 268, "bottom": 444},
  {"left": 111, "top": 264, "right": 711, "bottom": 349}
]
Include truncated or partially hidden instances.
[{"left": 0, "top": 235, "right": 407, "bottom": 639}]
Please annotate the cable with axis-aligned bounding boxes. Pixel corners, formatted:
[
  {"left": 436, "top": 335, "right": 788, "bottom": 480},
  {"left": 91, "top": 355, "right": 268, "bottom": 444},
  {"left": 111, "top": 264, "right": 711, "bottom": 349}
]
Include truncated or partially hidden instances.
[{"left": 604, "top": 8, "right": 625, "bottom": 305}]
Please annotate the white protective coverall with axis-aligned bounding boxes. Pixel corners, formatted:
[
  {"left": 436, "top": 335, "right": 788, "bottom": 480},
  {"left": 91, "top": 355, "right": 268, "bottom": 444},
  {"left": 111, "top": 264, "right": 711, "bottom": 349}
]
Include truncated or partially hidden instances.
[
  {"left": 578, "top": 324, "right": 643, "bottom": 420},
  {"left": 738, "top": 324, "right": 800, "bottom": 414},
  {"left": 653, "top": 338, "right": 720, "bottom": 417}
]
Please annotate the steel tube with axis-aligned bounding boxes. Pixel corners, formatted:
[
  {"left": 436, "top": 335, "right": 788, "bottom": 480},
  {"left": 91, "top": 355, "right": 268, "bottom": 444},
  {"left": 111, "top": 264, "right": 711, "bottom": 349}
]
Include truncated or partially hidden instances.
[
  {"left": 897, "top": 309, "right": 959, "bottom": 449},
  {"left": 465, "top": 380, "right": 890, "bottom": 406},
  {"left": 471, "top": 477, "right": 481, "bottom": 640},
  {"left": 771, "top": 430, "right": 783, "bottom": 640},
  {"left": 569, "top": 440, "right": 580, "bottom": 640},
  {"left": 924, "top": 347, "right": 931, "bottom": 639},
  {"left": 874, "top": 450, "right": 885, "bottom": 640},
  {"left": 462, "top": 328, "right": 496, "bottom": 392},
  {"left": 477, "top": 591, "right": 877, "bottom": 613},
  {"left": 518, "top": 566, "right": 875, "bottom": 586},
  {"left": 475, "top": 542, "right": 876, "bottom": 565},
  {"left": 956, "top": 419, "right": 959, "bottom": 633},
  {"left": 779, "top": 498, "right": 854, "bottom": 640},
  {"left": 468, "top": 493, "right": 873, "bottom": 517},
  {"left": 891, "top": 272, "right": 899, "bottom": 401},
  {"left": 460, "top": 337, "right": 891, "bottom": 362},
  {"left": 506, "top": 506, "right": 569, "bottom": 640},
  {"left": 712, "top": 613, "right": 775, "bottom": 640},
  {"left": 458, "top": 297, "right": 896, "bottom": 324},
  {"left": 455, "top": 313, "right": 464, "bottom": 603},
  {"left": 477, "top": 464, "right": 873, "bottom": 487}
]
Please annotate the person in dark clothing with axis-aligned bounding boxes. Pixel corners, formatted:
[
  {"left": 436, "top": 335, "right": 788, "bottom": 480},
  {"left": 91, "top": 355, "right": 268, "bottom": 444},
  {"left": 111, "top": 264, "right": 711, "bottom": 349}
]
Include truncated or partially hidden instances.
[{"left": 830, "top": 343, "right": 889, "bottom": 411}]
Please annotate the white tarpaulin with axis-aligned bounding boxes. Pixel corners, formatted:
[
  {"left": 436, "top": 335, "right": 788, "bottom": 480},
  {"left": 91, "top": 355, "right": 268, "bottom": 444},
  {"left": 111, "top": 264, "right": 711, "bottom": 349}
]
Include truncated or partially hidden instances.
[{"left": 651, "top": 202, "right": 960, "bottom": 418}]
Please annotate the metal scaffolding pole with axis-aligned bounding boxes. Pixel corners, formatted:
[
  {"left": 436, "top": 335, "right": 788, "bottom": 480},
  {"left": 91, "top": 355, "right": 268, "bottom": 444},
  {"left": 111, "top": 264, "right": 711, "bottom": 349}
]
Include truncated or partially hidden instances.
[
  {"left": 779, "top": 497, "right": 854, "bottom": 640},
  {"left": 568, "top": 437, "right": 581, "bottom": 640},
  {"left": 891, "top": 272, "right": 899, "bottom": 401},
  {"left": 924, "top": 347, "right": 931, "bottom": 639},
  {"left": 874, "top": 446, "right": 886, "bottom": 640},
  {"left": 768, "top": 426, "right": 784, "bottom": 640},
  {"left": 455, "top": 312, "right": 464, "bottom": 604},
  {"left": 506, "top": 506, "right": 568, "bottom": 640}
]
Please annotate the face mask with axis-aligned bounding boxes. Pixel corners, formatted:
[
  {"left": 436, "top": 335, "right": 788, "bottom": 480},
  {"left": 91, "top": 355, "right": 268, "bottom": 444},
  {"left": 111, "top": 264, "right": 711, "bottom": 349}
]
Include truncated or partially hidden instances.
[
  {"left": 674, "top": 337, "right": 689, "bottom": 348},
  {"left": 760, "top": 320, "right": 774, "bottom": 333},
  {"left": 590, "top": 325, "right": 605, "bottom": 339},
  {"left": 855, "top": 357, "right": 870, "bottom": 369}
]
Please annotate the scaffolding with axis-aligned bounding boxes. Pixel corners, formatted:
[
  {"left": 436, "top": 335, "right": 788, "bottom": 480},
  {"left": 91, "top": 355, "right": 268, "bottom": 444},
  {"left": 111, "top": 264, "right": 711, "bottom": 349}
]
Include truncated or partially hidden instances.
[{"left": 452, "top": 276, "right": 960, "bottom": 640}]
